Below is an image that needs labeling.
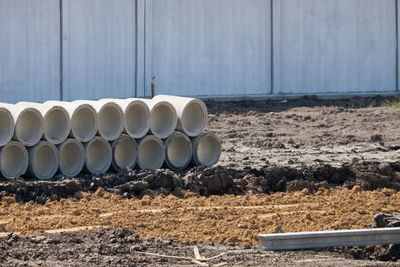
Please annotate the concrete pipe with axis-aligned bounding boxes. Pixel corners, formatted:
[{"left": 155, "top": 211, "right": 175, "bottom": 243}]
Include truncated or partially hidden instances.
[
  {"left": 0, "top": 106, "right": 14, "bottom": 146},
  {"left": 74, "top": 100, "right": 124, "bottom": 141},
  {"left": 164, "top": 131, "right": 192, "bottom": 170},
  {"left": 111, "top": 135, "right": 137, "bottom": 171},
  {"left": 0, "top": 141, "right": 28, "bottom": 178},
  {"left": 57, "top": 139, "right": 85, "bottom": 177},
  {"left": 138, "top": 99, "right": 177, "bottom": 139},
  {"left": 153, "top": 95, "right": 208, "bottom": 137},
  {"left": 84, "top": 136, "right": 112, "bottom": 175},
  {"left": 137, "top": 135, "right": 165, "bottom": 170},
  {"left": 45, "top": 101, "right": 97, "bottom": 142},
  {"left": 100, "top": 98, "right": 150, "bottom": 139},
  {"left": 0, "top": 103, "right": 43, "bottom": 146},
  {"left": 192, "top": 132, "right": 221, "bottom": 167},
  {"left": 18, "top": 102, "right": 70, "bottom": 145},
  {"left": 28, "top": 141, "right": 58, "bottom": 179}
]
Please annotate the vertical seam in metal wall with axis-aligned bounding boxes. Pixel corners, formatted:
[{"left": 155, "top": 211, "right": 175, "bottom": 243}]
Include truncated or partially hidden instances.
[
  {"left": 143, "top": 0, "right": 147, "bottom": 97},
  {"left": 396, "top": 0, "right": 399, "bottom": 91},
  {"left": 270, "top": 0, "right": 274, "bottom": 94},
  {"left": 134, "top": 0, "right": 138, "bottom": 97},
  {"left": 59, "top": 0, "right": 64, "bottom": 100}
]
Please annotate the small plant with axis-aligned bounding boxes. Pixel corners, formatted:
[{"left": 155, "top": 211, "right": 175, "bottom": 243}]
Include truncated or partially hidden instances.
[{"left": 384, "top": 97, "right": 400, "bottom": 109}]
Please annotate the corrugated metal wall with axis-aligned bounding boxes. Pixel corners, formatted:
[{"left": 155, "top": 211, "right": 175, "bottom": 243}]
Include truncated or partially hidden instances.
[{"left": 0, "top": 0, "right": 398, "bottom": 102}]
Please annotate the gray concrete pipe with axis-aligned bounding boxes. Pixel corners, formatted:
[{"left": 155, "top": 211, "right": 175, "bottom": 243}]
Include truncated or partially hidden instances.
[
  {"left": 153, "top": 95, "right": 207, "bottom": 137},
  {"left": 137, "top": 135, "right": 165, "bottom": 170},
  {"left": 0, "top": 103, "right": 43, "bottom": 146},
  {"left": 84, "top": 136, "right": 112, "bottom": 175},
  {"left": 0, "top": 141, "right": 28, "bottom": 178},
  {"left": 100, "top": 98, "right": 150, "bottom": 139},
  {"left": 27, "top": 141, "right": 59, "bottom": 179},
  {"left": 111, "top": 135, "right": 137, "bottom": 171},
  {"left": 164, "top": 131, "right": 192, "bottom": 170},
  {"left": 191, "top": 132, "right": 221, "bottom": 167},
  {"left": 17, "top": 102, "right": 71, "bottom": 145},
  {"left": 74, "top": 100, "right": 124, "bottom": 141},
  {"left": 45, "top": 101, "right": 98, "bottom": 142},
  {"left": 57, "top": 138, "right": 85, "bottom": 177},
  {"left": 137, "top": 99, "right": 177, "bottom": 139}
]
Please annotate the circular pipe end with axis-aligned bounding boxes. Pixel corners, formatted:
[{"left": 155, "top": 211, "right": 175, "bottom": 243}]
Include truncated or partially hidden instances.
[
  {"left": 150, "top": 101, "right": 177, "bottom": 139},
  {"left": 111, "top": 135, "right": 137, "bottom": 171},
  {"left": 181, "top": 99, "right": 208, "bottom": 137},
  {"left": 28, "top": 141, "right": 58, "bottom": 180},
  {"left": 0, "top": 108, "right": 15, "bottom": 146},
  {"left": 44, "top": 106, "right": 71, "bottom": 145},
  {"left": 125, "top": 100, "right": 150, "bottom": 138},
  {"left": 0, "top": 142, "right": 28, "bottom": 178},
  {"left": 84, "top": 137, "right": 112, "bottom": 175},
  {"left": 98, "top": 102, "right": 124, "bottom": 141},
  {"left": 58, "top": 139, "right": 85, "bottom": 177},
  {"left": 137, "top": 135, "right": 165, "bottom": 170},
  {"left": 71, "top": 104, "right": 98, "bottom": 142},
  {"left": 192, "top": 132, "right": 221, "bottom": 167},
  {"left": 15, "top": 108, "right": 43, "bottom": 146},
  {"left": 164, "top": 132, "right": 192, "bottom": 170}
]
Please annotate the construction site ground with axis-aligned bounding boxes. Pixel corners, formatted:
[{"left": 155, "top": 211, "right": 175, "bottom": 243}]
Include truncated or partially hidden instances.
[{"left": 1, "top": 96, "right": 400, "bottom": 266}]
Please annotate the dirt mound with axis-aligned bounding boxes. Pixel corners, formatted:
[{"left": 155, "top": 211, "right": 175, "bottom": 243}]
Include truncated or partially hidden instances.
[{"left": 1, "top": 161, "right": 400, "bottom": 204}]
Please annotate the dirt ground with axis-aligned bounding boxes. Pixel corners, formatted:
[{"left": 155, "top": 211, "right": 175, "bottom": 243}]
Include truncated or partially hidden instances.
[{"left": 1, "top": 96, "right": 400, "bottom": 266}]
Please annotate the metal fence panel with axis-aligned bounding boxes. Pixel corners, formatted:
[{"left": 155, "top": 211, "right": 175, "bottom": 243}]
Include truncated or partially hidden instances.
[
  {"left": 62, "top": 0, "right": 137, "bottom": 100},
  {"left": 148, "top": 0, "right": 272, "bottom": 97},
  {"left": 0, "top": 0, "right": 60, "bottom": 103},
  {"left": 276, "top": 0, "right": 397, "bottom": 94}
]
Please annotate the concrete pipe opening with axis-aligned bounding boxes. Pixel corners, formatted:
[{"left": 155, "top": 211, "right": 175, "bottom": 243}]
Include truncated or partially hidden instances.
[
  {"left": 98, "top": 103, "right": 124, "bottom": 141},
  {"left": 0, "top": 142, "right": 28, "bottom": 178},
  {"left": 58, "top": 139, "right": 85, "bottom": 177},
  {"left": 150, "top": 102, "right": 177, "bottom": 139},
  {"left": 0, "top": 108, "right": 14, "bottom": 146},
  {"left": 165, "top": 132, "right": 192, "bottom": 170},
  {"left": 44, "top": 107, "right": 70, "bottom": 145},
  {"left": 29, "top": 142, "right": 58, "bottom": 180},
  {"left": 85, "top": 137, "right": 112, "bottom": 175},
  {"left": 15, "top": 108, "right": 43, "bottom": 146},
  {"left": 125, "top": 101, "right": 150, "bottom": 138},
  {"left": 71, "top": 104, "right": 97, "bottom": 142},
  {"left": 193, "top": 132, "right": 221, "bottom": 167},
  {"left": 138, "top": 135, "right": 165, "bottom": 170},
  {"left": 112, "top": 135, "right": 137, "bottom": 171},
  {"left": 181, "top": 100, "right": 208, "bottom": 137}
]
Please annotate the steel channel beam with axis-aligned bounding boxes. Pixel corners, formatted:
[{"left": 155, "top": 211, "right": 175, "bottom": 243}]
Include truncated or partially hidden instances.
[{"left": 258, "top": 227, "right": 400, "bottom": 250}]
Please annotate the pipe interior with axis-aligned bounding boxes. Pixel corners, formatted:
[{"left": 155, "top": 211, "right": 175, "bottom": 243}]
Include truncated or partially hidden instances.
[
  {"left": 125, "top": 103, "right": 148, "bottom": 137},
  {"left": 16, "top": 109, "right": 42, "bottom": 145},
  {"left": 139, "top": 139, "right": 164, "bottom": 169},
  {"left": 114, "top": 138, "right": 137, "bottom": 169},
  {"left": 181, "top": 101, "right": 206, "bottom": 135},
  {"left": 87, "top": 139, "right": 111, "bottom": 173},
  {"left": 0, "top": 109, "right": 13, "bottom": 145},
  {"left": 44, "top": 108, "right": 68, "bottom": 141},
  {"left": 33, "top": 144, "right": 57, "bottom": 178},
  {"left": 196, "top": 135, "right": 221, "bottom": 166},
  {"left": 151, "top": 104, "right": 175, "bottom": 138},
  {"left": 1, "top": 144, "right": 27, "bottom": 177},
  {"left": 60, "top": 141, "right": 84, "bottom": 176},
  {"left": 98, "top": 105, "right": 123, "bottom": 139},
  {"left": 167, "top": 136, "right": 191, "bottom": 168},
  {"left": 72, "top": 106, "right": 96, "bottom": 140}
]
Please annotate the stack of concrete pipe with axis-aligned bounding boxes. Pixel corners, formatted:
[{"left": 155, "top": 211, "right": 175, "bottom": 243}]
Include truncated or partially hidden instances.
[{"left": 0, "top": 95, "right": 221, "bottom": 179}]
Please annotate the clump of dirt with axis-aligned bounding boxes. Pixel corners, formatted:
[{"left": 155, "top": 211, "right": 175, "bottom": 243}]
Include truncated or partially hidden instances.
[
  {"left": 1, "top": 189, "right": 399, "bottom": 247},
  {"left": 1, "top": 161, "right": 400, "bottom": 204}
]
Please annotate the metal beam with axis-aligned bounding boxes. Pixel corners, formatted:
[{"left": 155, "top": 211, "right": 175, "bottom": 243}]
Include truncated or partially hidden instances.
[{"left": 258, "top": 227, "right": 400, "bottom": 250}]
